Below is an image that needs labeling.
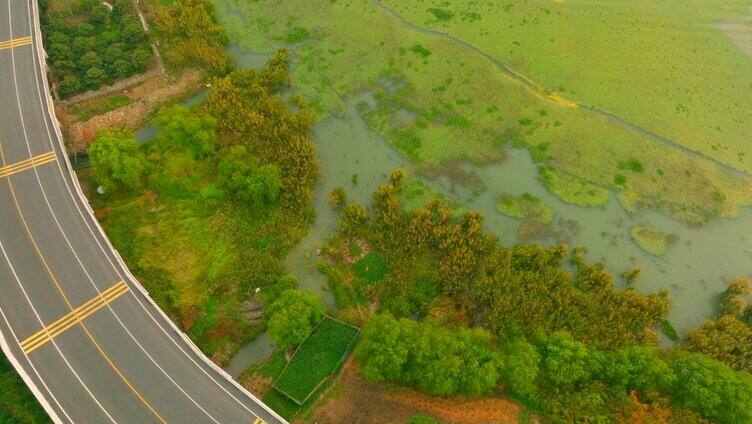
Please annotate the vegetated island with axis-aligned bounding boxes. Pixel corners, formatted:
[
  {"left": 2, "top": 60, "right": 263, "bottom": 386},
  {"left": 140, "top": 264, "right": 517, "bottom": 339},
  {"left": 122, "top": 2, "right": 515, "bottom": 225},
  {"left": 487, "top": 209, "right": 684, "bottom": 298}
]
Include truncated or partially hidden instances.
[{"left": 630, "top": 225, "right": 677, "bottom": 256}]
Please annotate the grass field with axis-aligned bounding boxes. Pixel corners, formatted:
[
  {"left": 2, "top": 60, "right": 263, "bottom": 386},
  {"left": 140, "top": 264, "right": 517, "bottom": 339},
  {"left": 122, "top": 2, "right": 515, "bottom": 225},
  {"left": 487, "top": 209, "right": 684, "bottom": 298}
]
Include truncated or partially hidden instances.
[
  {"left": 215, "top": 0, "right": 752, "bottom": 225},
  {"left": 274, "top": 317, "right": 359, "bottom": 404}
]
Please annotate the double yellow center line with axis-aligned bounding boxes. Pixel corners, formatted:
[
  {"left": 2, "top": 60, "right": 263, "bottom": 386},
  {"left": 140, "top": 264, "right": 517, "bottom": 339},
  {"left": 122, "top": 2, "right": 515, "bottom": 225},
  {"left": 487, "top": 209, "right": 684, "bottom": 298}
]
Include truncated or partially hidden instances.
[
  {"left": 21, "top": 281, "right": 130, "bottom": 355},
  {"left": 0, "top": 151, "right": 56, "bottom": 179},
  {"left": 0, "top": 36, "right": 31, "bottom": 51}
]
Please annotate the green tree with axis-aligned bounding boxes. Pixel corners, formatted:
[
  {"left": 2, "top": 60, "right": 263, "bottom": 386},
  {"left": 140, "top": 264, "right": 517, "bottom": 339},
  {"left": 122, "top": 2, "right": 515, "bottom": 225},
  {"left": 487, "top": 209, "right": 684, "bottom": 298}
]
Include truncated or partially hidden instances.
[
  {"left": 355, "top": 314, "right": 409, "bottom": 382},
  {"left": 154, "top": 105, "right": 217, "bottom": 159},
  {"left": 600, "top": 345, "right": 675, "bottom": 393},
  {"left": 539, "top": 331, "right": 598, "bottom": 389},
  {"left": 266, "top": 289, "right": 325, "bottom": 349},
  {"left": 87, "top": 130, "right": 144, "bottom": 192},
  {"left": 668, "top": 351, "right": 752, "bottom": 424},
  {"left": 356, "top": 315, "right": 502, "bottom": 396},
  {"left": 218, "top": 146, "right": 282, "bottom": 208},
  {"left": 502, "top": 339, "right": 540, "bottom": 400}
]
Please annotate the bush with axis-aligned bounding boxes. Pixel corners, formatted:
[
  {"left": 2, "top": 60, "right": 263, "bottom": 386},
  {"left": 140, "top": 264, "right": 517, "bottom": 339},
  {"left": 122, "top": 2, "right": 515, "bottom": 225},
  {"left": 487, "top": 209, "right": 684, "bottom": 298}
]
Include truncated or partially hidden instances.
[
  {"left": 539, "top": 331, "right": 598, "bottom": 389},
  {"left": 502, "top": 340, "right": 540, "bottom": 401},
  {"left": 87, "top": 130, "right": 144, "bottom": 192},
  {"left": 154, "top": 105, "right": 217, "bottom": 159},
  {"left": 600, "top": 345, "right": 675, "bottom": 394},
  {"left": 266, "top": 289, "right": 326, "bottom": 350}
]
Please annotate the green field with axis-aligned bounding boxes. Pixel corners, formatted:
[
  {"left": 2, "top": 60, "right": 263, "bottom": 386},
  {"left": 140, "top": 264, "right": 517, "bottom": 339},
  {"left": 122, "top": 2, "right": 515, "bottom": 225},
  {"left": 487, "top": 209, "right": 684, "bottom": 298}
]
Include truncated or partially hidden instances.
[
  {"left": 215, "top": 0, "right": 752, "bottom": 225},
  {"left": 274, "top": 317, "right": 359, "bottom": 404}
]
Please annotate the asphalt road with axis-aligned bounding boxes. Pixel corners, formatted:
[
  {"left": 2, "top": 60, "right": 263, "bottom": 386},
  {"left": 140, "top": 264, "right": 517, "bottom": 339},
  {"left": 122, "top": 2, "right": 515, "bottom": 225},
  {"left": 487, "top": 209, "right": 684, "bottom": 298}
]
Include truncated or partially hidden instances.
[{"left": 0, "top": 2, "right": 285, "bottom": 423}]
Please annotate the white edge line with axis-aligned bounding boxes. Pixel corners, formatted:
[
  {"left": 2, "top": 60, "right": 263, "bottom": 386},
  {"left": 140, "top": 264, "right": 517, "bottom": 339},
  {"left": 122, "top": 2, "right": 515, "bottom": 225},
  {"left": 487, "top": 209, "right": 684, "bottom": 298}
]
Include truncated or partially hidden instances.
[{"left": 27, "top": 0, "right": 287, "bottom": 422}]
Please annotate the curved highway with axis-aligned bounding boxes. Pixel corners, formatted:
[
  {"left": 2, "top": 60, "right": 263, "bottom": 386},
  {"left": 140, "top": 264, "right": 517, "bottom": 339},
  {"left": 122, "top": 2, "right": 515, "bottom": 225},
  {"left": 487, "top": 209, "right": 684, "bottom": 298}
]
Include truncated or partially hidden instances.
[{"left": 0, "top": 1, "right": 285, "bottom": 423}]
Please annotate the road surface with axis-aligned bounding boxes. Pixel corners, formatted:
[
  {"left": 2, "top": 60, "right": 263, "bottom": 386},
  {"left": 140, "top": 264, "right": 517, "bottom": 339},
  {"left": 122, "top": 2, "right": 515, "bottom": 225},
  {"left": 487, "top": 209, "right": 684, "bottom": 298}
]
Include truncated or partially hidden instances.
[{"left": 0, "top": 1, "right": 285, "bottom": 423}]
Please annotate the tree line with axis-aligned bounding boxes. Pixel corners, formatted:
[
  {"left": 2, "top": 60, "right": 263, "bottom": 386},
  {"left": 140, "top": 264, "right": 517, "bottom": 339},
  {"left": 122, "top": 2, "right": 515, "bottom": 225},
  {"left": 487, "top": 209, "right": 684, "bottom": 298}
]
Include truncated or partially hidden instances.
[{"left": 357, "top": 314, "right": 752, "bottom": 423}]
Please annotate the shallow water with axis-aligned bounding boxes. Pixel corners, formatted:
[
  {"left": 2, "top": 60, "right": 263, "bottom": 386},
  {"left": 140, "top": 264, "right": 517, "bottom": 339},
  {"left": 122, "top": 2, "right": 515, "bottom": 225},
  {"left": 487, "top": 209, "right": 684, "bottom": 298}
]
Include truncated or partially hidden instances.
[
  {"left": 225, "top": 43, "right": 752, "bottom": 372},
  {"left": 224, "top": 331, "right": 275, "bottom": 379},
  {"left": 283, "top": 91, "right": 411, "bottom": 308}
]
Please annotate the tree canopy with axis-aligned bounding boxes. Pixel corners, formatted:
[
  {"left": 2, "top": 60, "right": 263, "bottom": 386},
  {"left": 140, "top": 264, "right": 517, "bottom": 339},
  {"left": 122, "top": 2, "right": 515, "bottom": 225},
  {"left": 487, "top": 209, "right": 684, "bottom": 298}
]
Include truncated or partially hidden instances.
[
  {"left": 154, "top": 105, "right": 217, "bottom": 159},
  {"left": 266, "top": 289, "right": 325, "bottom": 350},
  {"left": 356, "top": 314, "right": 503, "bottom": 397},
  {"left": 87, "top": 130, "right": 144, "bottom": 192}
]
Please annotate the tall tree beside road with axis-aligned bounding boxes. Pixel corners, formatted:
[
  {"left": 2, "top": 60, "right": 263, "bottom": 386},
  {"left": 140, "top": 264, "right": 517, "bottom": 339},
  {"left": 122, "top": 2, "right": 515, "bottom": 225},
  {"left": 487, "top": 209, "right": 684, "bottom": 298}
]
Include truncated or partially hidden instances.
[{"left": 88, "top": 130, "right": 144, "bottom": 192}]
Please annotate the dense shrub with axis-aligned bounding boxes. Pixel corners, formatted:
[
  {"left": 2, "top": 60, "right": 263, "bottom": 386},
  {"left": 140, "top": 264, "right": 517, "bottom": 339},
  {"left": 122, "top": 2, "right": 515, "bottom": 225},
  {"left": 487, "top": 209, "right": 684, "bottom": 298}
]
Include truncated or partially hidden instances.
[
  {"left": 332, "top": 177, "right": 670, "bottom": 349},
  {"left": 150, "top": 0, "right": 232, "bottom": 73},
  {"left": 687, "top": 278, "right": 752, "bottom": 372},
  {"left": 204, "top": 51, "right": 318, "bottom": 212}
]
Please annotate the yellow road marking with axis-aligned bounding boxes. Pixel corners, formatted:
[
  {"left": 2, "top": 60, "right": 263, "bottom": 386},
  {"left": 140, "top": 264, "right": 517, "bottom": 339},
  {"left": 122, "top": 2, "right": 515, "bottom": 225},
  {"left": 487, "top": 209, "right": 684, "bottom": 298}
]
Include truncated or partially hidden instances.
[
  {"left": 0, "top": 136, "right": 167, "bottom": 423},
  {"left": 21, "top": 282, "right": 129, "bottom": 354},
  {"left": 252, "top": 418, "right": 265, "bottom": 424},
  {"left": 0, "top": 36, "right": 31, "bottom": 51},
  {"left": 0, "top": 151, "right": 56, "bottom": 179}
]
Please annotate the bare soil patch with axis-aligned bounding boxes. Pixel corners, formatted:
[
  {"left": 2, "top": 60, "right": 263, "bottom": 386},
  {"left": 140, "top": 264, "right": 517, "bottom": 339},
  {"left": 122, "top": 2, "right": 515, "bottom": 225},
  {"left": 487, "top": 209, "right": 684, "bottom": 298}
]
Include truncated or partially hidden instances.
[{"left": 299, "top": 358, "right": 519, "bottom": 424}]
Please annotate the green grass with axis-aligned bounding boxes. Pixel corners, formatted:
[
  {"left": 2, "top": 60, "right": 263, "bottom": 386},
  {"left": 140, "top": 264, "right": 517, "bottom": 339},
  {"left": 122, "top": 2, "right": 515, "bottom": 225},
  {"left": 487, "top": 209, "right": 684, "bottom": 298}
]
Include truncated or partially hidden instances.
[
  {"left": 0, "top": 354, "right": 50, "bottom": 423},
  {"left": 68, "top": 95, "right": 132, "bottom": 121},
  {"left": 351, "top": 252, "right": 388, "bottom": 284},
  {"left": 385, "top": 0, "right": 752, "bottom": 175},
  {"left": 215, "top": 0, "right": 752, "bottom": 225},
  {"left": 274, "top": 317, "right": 359, "bottom": 404}
]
